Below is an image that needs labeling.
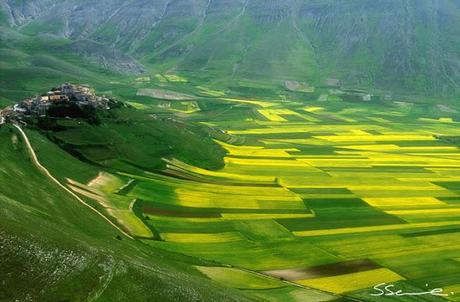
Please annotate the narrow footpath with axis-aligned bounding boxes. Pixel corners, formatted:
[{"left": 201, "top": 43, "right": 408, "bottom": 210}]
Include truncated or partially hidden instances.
[{"left": 13, "top": 124, "right": 134, "bottom": 240}]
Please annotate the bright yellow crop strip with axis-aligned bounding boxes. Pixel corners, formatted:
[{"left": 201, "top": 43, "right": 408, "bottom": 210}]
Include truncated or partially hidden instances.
[
  {"left": 293, "top": 221, "right": 460, "bottom": 237},
  {"left": 225, "top": 158, "right": 320, "bottom": 168},
  {"left": 257, "top": 110, "right": 287, "bottom": 122},
  {"left": 176, "top": 191, "right": 305, "bottom": 209},
  {"left": 228, "top": 125, "right": 385, "bottom": 135},
  {"left": 177, "top": 190, "right": 302, "bottom": 202},
  {"left": 399, "top": 146, "right": 459, "bottom": 151},
  {"left": 406, "top": 154, "right": 460, "bottom": 158},
  {"left": 328, "top": 173, "right": 439, "bottom": 180},
  {"left": 354, "top": 134, "right": 436, "bottom": 141},
  {"left": 352, "top": 190, "right": 455, "bottom": 199},
  {"left": 161, "top": 232, "right": 244, "bottom": 243},
  {"left": 164, "top": 158, "right": 276, "bottom": 182},
  {"left": 348, "top": 185, "right": 445, "bottom": 191},
  {"left": 439, "top": 117, "right": 455, "bottom": 123},
  {"left": 386, "top": 208, "right": 460, "bottom": 216},
  {"left": 176, "top": 187, "right": 300, "bottom": 205},
  {"left": 364, "top": 197, "right": 445, "bottom": 207},
  {"left": 303, "top": 106, "right": 324, "bottom": 113},
  {"left": 262, "top": 138, "right": 332, "bottom": 146},
  {"left": 376, "top": 163, "right": 460, "bottom": 167},
  {"left": 314, "top": 134, "right": 436, "bottom": 142},
  {"left": 296, "top": 268, "right": 404, "bottom": 294}
]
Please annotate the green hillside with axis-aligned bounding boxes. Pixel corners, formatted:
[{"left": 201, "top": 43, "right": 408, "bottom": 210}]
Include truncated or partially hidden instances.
[{"left": 0, "top": 125, "right": 254, "bottom": 302}]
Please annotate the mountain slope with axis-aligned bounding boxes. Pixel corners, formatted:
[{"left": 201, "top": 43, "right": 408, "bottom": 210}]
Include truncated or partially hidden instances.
[
  {"left": 3, "top": 0, "right": 460, "bottom": 98},
  {"left": 0, "top": 125, "right": 253, "bottom": 302}
]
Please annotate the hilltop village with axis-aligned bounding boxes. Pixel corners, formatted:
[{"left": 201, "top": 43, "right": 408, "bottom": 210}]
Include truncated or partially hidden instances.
[{"left": 0, "top": 84, "right": 112, "bottom": 125}]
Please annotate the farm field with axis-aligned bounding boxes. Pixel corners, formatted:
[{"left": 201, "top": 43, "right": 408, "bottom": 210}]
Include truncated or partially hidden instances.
[
  {"left": 41, "top": 93, "right": 460, "bottom": 301},
  {"left": 5, "top": 2, "right": 460, "bottom": 300}
]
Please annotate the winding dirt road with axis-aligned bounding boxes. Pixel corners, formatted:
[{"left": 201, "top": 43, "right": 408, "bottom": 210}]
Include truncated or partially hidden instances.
[{"left": 13, "top": 124, "right": 134, "bottom": 240}]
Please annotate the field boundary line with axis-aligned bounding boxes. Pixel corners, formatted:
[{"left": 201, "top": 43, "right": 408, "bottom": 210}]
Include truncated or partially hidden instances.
[{"left": 13, "top": 124, "right": 134, "bottom": 240}]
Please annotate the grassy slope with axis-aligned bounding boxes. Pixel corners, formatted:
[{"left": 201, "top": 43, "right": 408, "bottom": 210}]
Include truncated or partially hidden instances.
[
  {"left": 0, "top": 125, "right": 254, "bottom": 302},
  {"left": 31, "top": 106, "right": 227, "bottom": 171}
]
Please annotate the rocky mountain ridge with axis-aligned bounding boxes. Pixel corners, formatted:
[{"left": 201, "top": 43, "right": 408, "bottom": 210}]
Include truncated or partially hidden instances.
[{"left": 2, "top": 0, "right": 460, "bottom": 98}]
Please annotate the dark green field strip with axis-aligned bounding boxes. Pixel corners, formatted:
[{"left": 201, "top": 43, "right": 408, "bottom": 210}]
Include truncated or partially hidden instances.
[
  {"left": 52, "top": 128, "right": 111, "bottom": 146},
  {"left": 289, "top": 188, "right": 353, "bottom": 195},
  {"left": 306, "top": 198, "right": 379, "bottom": 208},
  {"left": 277, "top": 198, "right": 405, "bottom": 231},
  {"left": 145, "top": 219, "right": 236, "bottom": 234},
  {"left": 228, "top": 85, "right": 278, "bottom": 97},
  {"left": 149, "top": 238, "right": 339, "bottom": 271},
  {"left": 262, "top": 259, "right": 381, "bottom": 281},
  {"left": 74, "top": 145, "right": 119, "bottom": 161},
  {"left": 138, "top": 199, "right": 312, "bottom": 216},
  {"left": 42, "top": 108, "right": 227, "bottom": 171},
  {"left": 437, "top": 135, "right": 460, "bottom": 146},
  {"left": 287, "top": 146, "right": 338, "bottom": 156},
  {"left": 438, "top": 197, "right": 460, "bottom": 204},
  {"left": 115, "top": 179, "right": 138, "bottom": 195},
  {"left": 143, "top": 206, "right": 222, "bottom": 218},
  {"left": 278, "top": 114, "right": 307, "bottom": 122},
  {"left": 401, "top": 227, "right": 460, "bottom": 237},
  {"left": 364, "top": 129, "right": 382, "bottom": 135},
  {"left": 434, "top": 181, "right": 460, "bottom": 192},
  {"left": 232, "top": 220, "right": 296, "bottom": 242},
  {"left": 126, "top": 181, "right": 177, "bottom": 204},
  {"left": 241, "top": 133, "right": 313, "bottom": 139},
  {"left": 131, "top": 201, "right": 162, "bottom": 240},
  {"left": 393, "top": 140, "right": 443, "bottom": 147},
  {"left": 405, "top": 271, "right": 460, "bottom": 293}
]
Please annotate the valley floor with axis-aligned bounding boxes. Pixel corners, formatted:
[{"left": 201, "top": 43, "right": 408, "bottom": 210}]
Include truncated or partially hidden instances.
[{"left": 32, "top": 94, "right": 460, "bottom": 301}]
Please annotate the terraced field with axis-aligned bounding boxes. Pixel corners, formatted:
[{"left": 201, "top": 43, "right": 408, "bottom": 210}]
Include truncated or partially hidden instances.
[{"left": 32, "top": 94, "right": 460, "bottom": 301}]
